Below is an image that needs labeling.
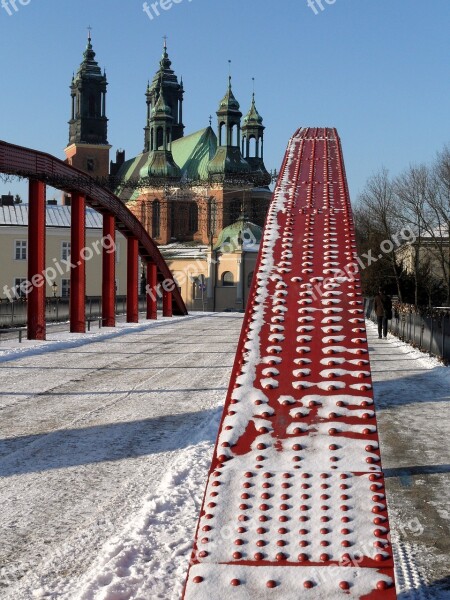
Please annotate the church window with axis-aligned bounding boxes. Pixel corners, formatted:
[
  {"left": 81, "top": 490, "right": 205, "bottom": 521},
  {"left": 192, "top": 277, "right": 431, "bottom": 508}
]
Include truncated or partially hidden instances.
[
  {"left": 222, "top": 271, "right": 234, "bottom": 287},
  {"left": 228, "top": 198, "right": 241, "bottom": 225},
  {"left": 188, "top": 203, "right": 198, "bottom": 233},
  {"left": 207, "top": 197, "right": 217, "bottom": 238},
  {"left": 152, "top": 200, "right": 161, "bottom": 239}
]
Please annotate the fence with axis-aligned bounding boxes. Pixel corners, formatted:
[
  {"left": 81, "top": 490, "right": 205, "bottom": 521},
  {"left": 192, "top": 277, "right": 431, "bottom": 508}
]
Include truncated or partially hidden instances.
[
  {"left": 0, "top": 296, "right": 152, "bottom": 329},
  {"left": 365, "top": 298, "right": 450, "bottom": 363}
]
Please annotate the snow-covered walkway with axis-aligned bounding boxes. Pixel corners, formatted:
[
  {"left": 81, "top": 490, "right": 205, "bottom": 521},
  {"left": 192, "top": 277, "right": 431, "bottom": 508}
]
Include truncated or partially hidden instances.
[{"left": 0, "top": 314, "right": 448, "bottom": 599}]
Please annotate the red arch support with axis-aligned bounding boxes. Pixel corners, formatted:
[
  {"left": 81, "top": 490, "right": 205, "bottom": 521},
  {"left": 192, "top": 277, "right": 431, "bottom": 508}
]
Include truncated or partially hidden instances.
[
  {"left": 0, "top": 139, "right": 187, "bottom": 339},
  {"left": 182, "top": 128, "right": 397, "bottom": 599}
]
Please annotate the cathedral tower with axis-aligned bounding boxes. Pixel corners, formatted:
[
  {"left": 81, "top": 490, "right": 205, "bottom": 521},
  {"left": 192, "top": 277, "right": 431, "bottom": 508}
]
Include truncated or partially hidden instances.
[
  {"left": 144, "top": 40, "right": 184, "bottom": 153},
  {"left": 64, "top": 32, "right": 111, "bottom": 179}
]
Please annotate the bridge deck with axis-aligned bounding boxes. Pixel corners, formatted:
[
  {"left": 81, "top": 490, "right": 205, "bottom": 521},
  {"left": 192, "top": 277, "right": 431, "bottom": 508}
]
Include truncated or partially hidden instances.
[{"left": 183, "top": 128, "right": 397, "bottom": 598}]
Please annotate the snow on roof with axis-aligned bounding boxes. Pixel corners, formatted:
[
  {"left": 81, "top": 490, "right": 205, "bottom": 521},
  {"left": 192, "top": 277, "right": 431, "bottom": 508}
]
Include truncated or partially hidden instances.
[
  {"left": 0, "top": 204, "right": 103, "bottom": 228},
  {"left": 160, "top": 243, "right": 209, "bottom": 260}
]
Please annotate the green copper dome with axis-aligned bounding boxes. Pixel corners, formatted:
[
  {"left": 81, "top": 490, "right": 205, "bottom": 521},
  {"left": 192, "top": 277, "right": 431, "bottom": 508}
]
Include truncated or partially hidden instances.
[
  {"left": 218, "top": 77, "right": 241, "bottom": 114},
  {"left": 152, "top": 86, "right": 172, "bottom": 118},
  {"left": 214, "top": 215, "right": 262, "bottom": 252},
  {"left": 139, "top": 152, "right": 181, "bottom": 179},
  {"left": 243, "top": 94, "right": 263, "bottom": 126}
]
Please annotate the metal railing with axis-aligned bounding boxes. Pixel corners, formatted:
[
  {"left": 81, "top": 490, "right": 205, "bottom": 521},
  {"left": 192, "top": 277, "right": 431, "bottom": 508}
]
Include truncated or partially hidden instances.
[
  {"left": 365, "top": 298, "right": 450, "bottom": 362},
  {"left": 0, "top": 296, "right": 153, "bottom": 330}
]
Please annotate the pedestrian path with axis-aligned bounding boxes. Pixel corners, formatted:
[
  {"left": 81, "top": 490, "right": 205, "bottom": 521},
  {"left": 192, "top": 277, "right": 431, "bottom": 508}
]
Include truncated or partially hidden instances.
[{"left": 366, "top": 320, "right": 450, "bottom": 599}]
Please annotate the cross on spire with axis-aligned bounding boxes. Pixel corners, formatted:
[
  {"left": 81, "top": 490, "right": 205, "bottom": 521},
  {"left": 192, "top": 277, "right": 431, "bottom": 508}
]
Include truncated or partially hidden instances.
[
  {"left": 87, "top": 25, "right": 92, "bottom": 42},
  {"left": 163, "top": 34, "right": 168, "bottom": 49}
]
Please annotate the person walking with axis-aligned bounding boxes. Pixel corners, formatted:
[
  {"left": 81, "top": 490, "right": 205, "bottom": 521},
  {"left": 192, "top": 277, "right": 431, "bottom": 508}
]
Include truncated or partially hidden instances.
[{"left": 373, "top": 288, "right": 392, "bottom": 339}]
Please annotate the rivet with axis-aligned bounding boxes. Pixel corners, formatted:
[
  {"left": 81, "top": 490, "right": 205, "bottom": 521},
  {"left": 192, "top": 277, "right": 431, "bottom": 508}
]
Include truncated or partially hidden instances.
[
  {"left": 377, "top": 580, "right": 390, "bottom": 590},
  {"left": 193, "top": 576, "right": 203, "bottom": 583}
]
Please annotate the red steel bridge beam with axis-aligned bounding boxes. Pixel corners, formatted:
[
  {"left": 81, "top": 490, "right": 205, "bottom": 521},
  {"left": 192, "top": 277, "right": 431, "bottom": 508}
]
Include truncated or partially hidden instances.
[
  {"left": 146, "top": 262, "right": 158, "bottom": 320},
  {"left": 0, "top": 139, "right": 188, "bottom": 324},
  {"left": 27, "top": 179, "right": 46, "bottom": 340},
  {"left": 162, "top": 288, "right": 173, "bottom": 317},
  {"left": 70, "top": 191, "right": 86, "bottom": 333},
  {"left": 183, "top": 128, "right": 397, "bottom": 599},
  {"left": 127, "top": 237, "right": 139, "bottom": 323},
  {"left": 102, "top": 212, "right": 116, "bottom": 327}
]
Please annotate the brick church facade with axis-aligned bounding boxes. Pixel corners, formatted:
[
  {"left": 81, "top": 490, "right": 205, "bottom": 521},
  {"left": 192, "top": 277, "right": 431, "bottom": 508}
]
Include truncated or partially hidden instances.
[{"left": 64, "top": 36, "right": 272, "bottom": 248}]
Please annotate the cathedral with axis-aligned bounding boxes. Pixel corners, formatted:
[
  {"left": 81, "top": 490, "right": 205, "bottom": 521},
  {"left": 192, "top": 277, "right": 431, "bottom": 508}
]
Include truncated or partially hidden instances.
[{"left": 63, "top": 35, "right": 273, "bottom": 311}]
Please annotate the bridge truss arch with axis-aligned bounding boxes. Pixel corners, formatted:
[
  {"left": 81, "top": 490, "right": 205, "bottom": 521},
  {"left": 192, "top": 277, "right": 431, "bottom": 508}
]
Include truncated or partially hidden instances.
[{"left": 0, "top": 139, "right": 187, "bottom": 339}]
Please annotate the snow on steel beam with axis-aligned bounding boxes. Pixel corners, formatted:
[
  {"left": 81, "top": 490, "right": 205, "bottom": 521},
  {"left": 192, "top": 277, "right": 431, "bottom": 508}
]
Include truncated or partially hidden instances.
[{"left": 183, "top": 128, "right": 397, "bottom": 599}]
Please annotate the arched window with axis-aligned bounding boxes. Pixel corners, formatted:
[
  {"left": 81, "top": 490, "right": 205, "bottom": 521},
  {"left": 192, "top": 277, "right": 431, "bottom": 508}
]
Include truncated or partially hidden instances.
[
  {"left": 156, "top": 126, "right": 164, "bottom": 149},
  {"left": 249, "top": 137, "right": 257, "bottom": 158},
  {"left": 152, "top": 200, "right": 160, "bottom": 239},
  {"left": 207, "top": 197, "right": 217, "bottom": 238},
  {"left": 222, "top": 271, "right": 234, "bottom": 287},
  {"left": 247, "top": 271, "right": 254, "bottom": 287},
  {"left": 188, "top": 203, "right": 198, "bottom": 233},
  {"left": 219, "top": 122, "right": 225, "bottom": 146},
  {"left": 231, "top": 124, "right": 239, "bottom": 147}
]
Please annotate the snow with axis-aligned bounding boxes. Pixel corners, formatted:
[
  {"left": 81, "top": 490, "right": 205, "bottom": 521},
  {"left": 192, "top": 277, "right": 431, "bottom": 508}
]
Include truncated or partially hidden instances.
[
  {"left": 0, "top": 314, "right": 448, "bottom": 599},
  {"left": 0, "top": 313, "right": 243, "bottom": 600}
]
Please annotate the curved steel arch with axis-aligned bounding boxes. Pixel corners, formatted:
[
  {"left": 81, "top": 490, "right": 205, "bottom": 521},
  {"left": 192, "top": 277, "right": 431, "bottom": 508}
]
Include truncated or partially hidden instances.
[{"left": 0, "top": 139, "right": 187, "bottom": 316}]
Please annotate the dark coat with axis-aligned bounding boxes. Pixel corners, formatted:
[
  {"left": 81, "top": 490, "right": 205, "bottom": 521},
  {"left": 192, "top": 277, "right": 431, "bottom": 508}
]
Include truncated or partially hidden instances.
[{"left": 374, "top": 293, "right": 392, "bottom": 318}]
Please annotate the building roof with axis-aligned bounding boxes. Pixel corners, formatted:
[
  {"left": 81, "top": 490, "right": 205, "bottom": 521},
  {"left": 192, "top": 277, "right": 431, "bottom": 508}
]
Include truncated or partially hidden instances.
[
  {"left": 115, "top": 127, "right": 218, "bottom": 199},
  {"left": 0, "top": 204, "right": 103, "bottom": 228},
  {"left": 172, "top": 127, "right": 217, "bottom": 181}
]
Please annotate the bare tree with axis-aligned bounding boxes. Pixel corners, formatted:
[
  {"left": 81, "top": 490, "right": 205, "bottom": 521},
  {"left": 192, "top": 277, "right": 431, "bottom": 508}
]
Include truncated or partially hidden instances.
[
  {"left": 357, "top": 168, "right": 404, "bottom": 300},
  {"left": 394, "top": 164, "right": 430, "bottom": 307}
]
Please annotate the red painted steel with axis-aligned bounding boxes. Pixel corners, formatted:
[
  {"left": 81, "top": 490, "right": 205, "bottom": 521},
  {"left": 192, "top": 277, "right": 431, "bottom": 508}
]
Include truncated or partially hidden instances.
[
  {"left": 162, "top": 289, "right": 173, "bottom": 317},
  {"left": 147, "top": 262, "right": 158, "bottom": 320},
  {"left": 70, "top": 192, "right": 86, "bottom": 333},
  {"left": 0, "top": 139, "right": 187, "bottom": 317},
  {"left": 27, "top": 179, "right": 46, "bottom": 340},
  {"left": 127, "top": 237, "right": 139, "bottom": 323},
  {"left": 102, "top": 213, "right": 116, "bottom": 327},
  {"left": 183, "top": 128, "right": 397, "bottom": 599}
]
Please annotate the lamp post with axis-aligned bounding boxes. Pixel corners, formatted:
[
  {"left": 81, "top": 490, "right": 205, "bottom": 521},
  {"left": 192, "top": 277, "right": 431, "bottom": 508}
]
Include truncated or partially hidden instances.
[{"left": 52, "top": 281, "right": 58, "bottom": 298}]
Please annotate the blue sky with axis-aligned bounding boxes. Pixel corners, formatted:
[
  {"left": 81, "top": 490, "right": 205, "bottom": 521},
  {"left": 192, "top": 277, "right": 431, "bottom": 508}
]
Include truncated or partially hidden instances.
[{"left": 0, "top": 0, "right": 449, "bottom": 202}]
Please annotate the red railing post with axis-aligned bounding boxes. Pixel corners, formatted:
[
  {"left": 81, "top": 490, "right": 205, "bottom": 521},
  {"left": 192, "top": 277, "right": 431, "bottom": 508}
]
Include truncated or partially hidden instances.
[
  {"left": 146, "top": 261, "right": 158, "bottom": 319},
  {"left": 127, "top": 237, "right": 139, "bottom": 323},
  {"left": 102, "top": 212, "right": 116, "bottom": 327},
  {"left": 27, "top": 179, "right": 46, "bottom": 340},
  {"left": 162, "top": 288, "right": 173, "bottom": 317},
  {"left": 70, "top": 191, "right": 86, "bottom": 333}
]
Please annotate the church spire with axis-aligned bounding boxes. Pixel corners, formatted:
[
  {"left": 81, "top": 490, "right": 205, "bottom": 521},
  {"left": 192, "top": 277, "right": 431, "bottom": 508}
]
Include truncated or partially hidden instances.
[
  {"left": 139, "top": 72, "right": 181, "bottom": 180},
  {"left": 207, "top": 73, "right": 250, "bottom": 181},
  {"left": 242, "top": 86, "right": 271, "bottom": 186},
  {"left": 144, "top": 40, "right": 184, "bottom": 152}
]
